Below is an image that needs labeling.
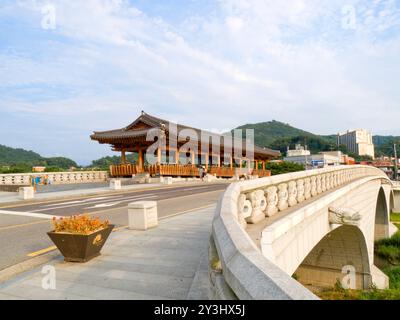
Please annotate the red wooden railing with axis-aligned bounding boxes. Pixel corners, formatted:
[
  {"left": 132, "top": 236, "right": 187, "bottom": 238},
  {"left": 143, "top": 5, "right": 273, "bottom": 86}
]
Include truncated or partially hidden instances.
[
  {"left": 109, "top": 164, "right": 144, "bottom": 177},
  {"left": 148, "top": 164, "right": 200, "bottom": 177},
  {"left": 110, "top": 164, "right": 272, "bottom": 178}
]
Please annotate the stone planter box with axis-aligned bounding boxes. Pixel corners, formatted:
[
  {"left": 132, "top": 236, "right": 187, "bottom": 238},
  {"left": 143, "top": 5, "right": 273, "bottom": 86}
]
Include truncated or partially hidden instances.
[
  {"left": 128, "top": 201, "right": 158, "bottom": 231},
  {"left": 47, "top": 225, "right": 114, "bottom": 262},
  {"left": 110, "top": 179, "right": 121, "bottom": 190},
  {"left": 19, "top": 187, "right": 34, "bottom": 200}
]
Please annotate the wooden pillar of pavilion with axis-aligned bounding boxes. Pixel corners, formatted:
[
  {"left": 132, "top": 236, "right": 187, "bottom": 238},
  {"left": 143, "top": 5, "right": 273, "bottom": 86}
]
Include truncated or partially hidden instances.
[
  {"left": 175, "top": 149, "right": 180, "bottom": 164},
  {"left": 121, "top": 150, "right": 126, "bottom": 164},
  {"left": 157, "top": 148, "right": 162, "bottom": 164},
  {"left": 230, "top": 156, "right": 233, "bottom": 170},
  {"left": 138, "top": 149, "right": 144, "bottom": 171},
  {"left": 262, "top": 161, "right": 266, "bottom": 170},
  {"left": 191, "top": 152, "right": 195, "bottom": 166}
]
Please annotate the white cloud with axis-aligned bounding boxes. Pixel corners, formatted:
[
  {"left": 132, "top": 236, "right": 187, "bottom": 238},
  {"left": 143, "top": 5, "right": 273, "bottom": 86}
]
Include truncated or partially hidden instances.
[{"left": 1, "top": 0, "right": 400, "bottom": 163}]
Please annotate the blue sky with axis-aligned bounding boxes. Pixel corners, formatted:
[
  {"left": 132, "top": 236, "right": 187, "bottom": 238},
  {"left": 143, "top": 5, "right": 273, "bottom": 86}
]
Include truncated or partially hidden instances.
[{"left": 1, "top": 0, "right": 400, "bottom": 165}]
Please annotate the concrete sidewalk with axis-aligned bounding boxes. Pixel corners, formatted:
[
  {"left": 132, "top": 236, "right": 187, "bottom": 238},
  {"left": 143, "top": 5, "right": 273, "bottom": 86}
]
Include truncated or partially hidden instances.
[
  {"left": 0, "top": 207, "right": 214, "bottom": 300},
  {"left": 0, "top": 180, "right": 225, "bottom": 207}
]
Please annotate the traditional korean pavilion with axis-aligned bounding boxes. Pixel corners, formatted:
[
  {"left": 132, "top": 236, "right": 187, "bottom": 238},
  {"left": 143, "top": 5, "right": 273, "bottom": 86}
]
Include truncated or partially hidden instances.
[{"left": 90, "top": 111, "right": 280, "bottom": 178}]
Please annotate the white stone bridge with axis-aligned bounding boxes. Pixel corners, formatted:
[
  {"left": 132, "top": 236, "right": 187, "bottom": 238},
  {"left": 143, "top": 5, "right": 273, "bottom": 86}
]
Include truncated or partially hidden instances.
[{"left": 210, "top": 165, "right": 399, "bottom": 299}]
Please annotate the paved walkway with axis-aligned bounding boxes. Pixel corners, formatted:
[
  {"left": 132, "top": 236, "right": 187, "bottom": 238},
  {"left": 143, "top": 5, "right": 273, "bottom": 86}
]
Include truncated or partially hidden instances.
[{"left": 0, "top": 207, "right": 214, "bottom": 300}]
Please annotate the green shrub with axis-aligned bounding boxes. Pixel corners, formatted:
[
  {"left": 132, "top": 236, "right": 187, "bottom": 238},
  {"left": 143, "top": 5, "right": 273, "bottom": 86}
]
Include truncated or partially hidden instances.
[
  {"left": 391, "top": 213, "right": 400, "bottom": 223},
  {"left": 376, "top": 245, "right": 400, "bottom": 264}
]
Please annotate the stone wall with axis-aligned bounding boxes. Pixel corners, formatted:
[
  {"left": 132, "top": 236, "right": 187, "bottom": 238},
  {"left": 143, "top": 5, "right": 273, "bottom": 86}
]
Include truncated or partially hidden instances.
[{"left": 0, "top": 171, "right": 108, "bottom": 186}]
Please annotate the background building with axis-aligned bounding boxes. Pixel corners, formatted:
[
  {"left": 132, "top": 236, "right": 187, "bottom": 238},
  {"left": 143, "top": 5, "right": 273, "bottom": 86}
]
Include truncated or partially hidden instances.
[
  {"left": 337, "top": 129, "right": 375, "bottom": 159},
  {"left": 284, "top": 146, "right": 357, "bottom": 169},
  {"left": 284, "top": 145, "right": 342, "bottom": 169}
]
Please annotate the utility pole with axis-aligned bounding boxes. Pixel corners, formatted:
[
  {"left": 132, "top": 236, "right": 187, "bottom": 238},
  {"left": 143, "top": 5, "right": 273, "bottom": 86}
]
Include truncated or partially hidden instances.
[
  {"left": 394, "top": 143, "right": 399, "bottom": 181},
  {"left": 304, "top": 137, "right": 310, "bottom": 171}
]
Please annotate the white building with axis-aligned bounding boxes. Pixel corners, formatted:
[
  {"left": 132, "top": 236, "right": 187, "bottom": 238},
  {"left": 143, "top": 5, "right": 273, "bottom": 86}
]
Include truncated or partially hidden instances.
[
  {"left": 284, "top": 145, "right": 341, "bottom": 169},
  {"left": 337, "top": 129, "right": 375, "bottom": 159},
  {"left": 286, "top": 144, "right": 311, "bottom": 157}
]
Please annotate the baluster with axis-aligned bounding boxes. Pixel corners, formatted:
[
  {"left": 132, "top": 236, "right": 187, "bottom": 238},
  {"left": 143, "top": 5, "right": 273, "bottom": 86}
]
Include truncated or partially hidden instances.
[
  {"left": 326, "top": 173, "right": 332, "bottom": 190},
  {"left": 332, "top": 172, "right": 338, "bottom": 188},
  {"left": 304, "top": 178, "right": 312, "bottom": 200},
  {"left": 278, "top": 183, "right": 289, "bottom": 211},
  {"left": 246, "top": 190, "right": 267, "bottom": 224},
  {"left": 316, "top": 175, "right": 322, "bottom": 194},
  {"left": 288, "top": 181, "right": 298, "bottom": 207},
  {"left": 237, "top": 194, "right": 252, "bottom": 229},
  {"left": 297, "top": 179, "right": 305, "bottom": 203},
  {"left": 265, "top": 186, "right": 279, "bottom": 217},
  {"left": 311, "top": 176, "right": 317, "bottom": 197},
  {"left": 321, "top": 174, "right": 327, "bottom": 192}
]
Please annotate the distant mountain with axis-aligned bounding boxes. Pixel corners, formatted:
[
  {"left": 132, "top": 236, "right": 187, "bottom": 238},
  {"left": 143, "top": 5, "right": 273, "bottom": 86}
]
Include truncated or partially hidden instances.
[
  {"left": 234, "top": 121, "right": 400, "bottom": 158},
  {"left": 236, "top": 120, "right": 338, "bottom": 155},
  {"left": 0, "top": 144, "right": 77, "bottom": 172},
  {"left": 236, "top": 120, "right": 318, "bottom": 147},
  {"left": 373, "top": 136, "right": 400, "bottom": 157}
]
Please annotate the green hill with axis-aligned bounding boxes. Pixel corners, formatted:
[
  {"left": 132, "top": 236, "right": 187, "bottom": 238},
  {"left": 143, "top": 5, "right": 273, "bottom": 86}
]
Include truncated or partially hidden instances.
[
  {"left": 234, "top": 121, "right": 399, "bottom": 158},
  {"left": 236, "top": 120, "right": 338, "bottom": 154},
  {"left": 236, "top": 120, "right": 318, "bottom": 147},
  {"left": 0, "top": 144, "right": 77, "bottom": 173}
]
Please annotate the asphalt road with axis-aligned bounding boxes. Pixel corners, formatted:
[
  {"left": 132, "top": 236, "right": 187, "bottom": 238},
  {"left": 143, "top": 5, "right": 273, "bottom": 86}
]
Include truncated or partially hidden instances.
[{"left": 0, "top": 183, "right": 228, "bottom": 271}]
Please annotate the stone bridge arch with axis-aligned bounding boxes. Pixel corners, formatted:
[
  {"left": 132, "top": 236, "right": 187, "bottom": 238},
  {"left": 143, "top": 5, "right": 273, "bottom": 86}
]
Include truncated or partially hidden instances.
[
  {"left": 210, "top": 165, "right": 397, "bottom": 299},
  {"left": 295, "top": 225, "right": 371, "bottom": 290},
  {"left": 375, "top": 187, "right": 390, "bottom": 241}
]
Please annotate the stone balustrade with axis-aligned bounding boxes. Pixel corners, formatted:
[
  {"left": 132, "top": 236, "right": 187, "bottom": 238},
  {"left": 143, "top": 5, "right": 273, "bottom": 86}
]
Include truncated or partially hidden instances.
[
  {"left": 210, "top": 165, "right": 388, "bottom": 300},
  {"left": 234, "top": 166, "right": 386, "bottom": 228},
  {"left": 0, "top": 171, "right": 108, "bottom": 186}
]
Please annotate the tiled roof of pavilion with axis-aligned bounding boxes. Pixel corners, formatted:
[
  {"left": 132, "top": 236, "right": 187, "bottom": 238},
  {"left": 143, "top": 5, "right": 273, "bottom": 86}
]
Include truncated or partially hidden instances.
[{"left": 91, "top": 111, "right": 281, "bottom": 158}]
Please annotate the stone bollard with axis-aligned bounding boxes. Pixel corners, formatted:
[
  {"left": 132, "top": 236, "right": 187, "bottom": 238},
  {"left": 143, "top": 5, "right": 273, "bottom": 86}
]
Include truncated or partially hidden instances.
[
  {"left": 128, "top": 201, "right": 158, "bottom": 231},
  {"left": 110, "top": 179, "right": 122, "bottom": 190},
  {"left": 19, "top": 187, "right": 34, "bottom": 200},
  {"left": 163, "top": 177, "right": 173, "bottom": 185}
]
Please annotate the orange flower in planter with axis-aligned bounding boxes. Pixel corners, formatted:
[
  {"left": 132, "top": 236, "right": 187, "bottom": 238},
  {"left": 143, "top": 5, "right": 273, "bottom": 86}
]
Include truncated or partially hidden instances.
[{"left": 52, "top": 215, "right": 109, "bottom": 235}]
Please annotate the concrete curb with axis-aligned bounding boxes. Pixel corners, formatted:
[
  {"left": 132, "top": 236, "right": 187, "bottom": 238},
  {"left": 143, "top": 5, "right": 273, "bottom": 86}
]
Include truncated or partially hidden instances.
[
  {"left": 186, "top": 250, "right": 210, "bottom": 300},
  {"left": 0, "top": 251, "right": 62, "bottom": 284}
]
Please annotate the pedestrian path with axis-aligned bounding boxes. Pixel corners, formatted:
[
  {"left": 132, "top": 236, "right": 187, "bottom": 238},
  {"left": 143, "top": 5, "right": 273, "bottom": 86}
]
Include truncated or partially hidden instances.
[{"left": 0, "top": 207, "right": 214, "bottom": 300}]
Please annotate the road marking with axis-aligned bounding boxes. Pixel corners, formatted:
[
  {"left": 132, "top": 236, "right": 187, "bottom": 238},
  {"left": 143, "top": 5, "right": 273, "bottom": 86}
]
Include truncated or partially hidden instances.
[
  {"left": 84, "top": 195, "right": 158, "bottom": 209},
  {"left": 27, "top": 246, "right": 57, "bottom": 257},
  {"left": 41, "top": 196, "right": 123, "bottom": 207},
  {"left": 87, "top": 202, "right": 121, "bottom": 209},
  {"left": 0, "top": 210, "right": 57, "bottom": 219},
  {"left": 0, "top": 220, "right": 49, "bottom": 231},
  {"left": 31, "top": 194, "right": 157, "bottom": 212},
  {"left": 182, "top": 186, "right": 215, "bottom": 191},
  {"left": 112, "top": 225, "right": 128, "bottom": 232}
]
